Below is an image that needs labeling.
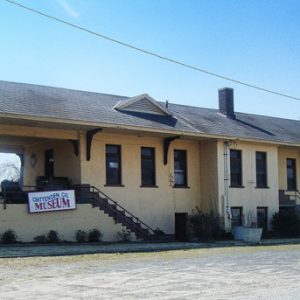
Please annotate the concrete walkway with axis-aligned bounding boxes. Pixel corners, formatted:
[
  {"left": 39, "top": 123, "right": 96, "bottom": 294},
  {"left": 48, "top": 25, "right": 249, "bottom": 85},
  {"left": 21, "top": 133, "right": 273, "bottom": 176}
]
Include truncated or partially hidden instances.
[{"left": 0, "top": 238, "right": 300, "bottom": 258}]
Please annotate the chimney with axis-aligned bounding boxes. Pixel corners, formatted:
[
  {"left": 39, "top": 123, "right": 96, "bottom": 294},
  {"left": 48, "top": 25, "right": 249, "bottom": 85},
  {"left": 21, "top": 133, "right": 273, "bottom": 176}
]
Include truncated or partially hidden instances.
[{"left": 218, "top": 88, "right": 235, "bottom": 119}]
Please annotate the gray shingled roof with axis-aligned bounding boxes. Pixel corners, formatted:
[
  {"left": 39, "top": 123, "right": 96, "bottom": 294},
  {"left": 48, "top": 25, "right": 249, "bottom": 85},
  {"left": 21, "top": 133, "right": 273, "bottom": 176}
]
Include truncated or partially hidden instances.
[{"left": 0, "top": 80, "right": 300, "bottom": 145}]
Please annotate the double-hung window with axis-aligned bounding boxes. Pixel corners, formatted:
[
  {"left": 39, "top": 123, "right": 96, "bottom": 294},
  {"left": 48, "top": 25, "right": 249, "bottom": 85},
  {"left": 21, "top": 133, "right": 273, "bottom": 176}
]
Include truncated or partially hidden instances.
[
  {"left": 256, "top": 152, "right": 267, "bottom": 188},
  {"left": 106, "top": 145, "right": 121, "bottom": 185},
  {"left": 287, "top": 158, "right": 296, "bottom": 190},
  {"left": 141, "top": 147, "right": 156, "bottom": 186},
  {"left": 174, "top": 150, "right": 187, "bottom": 187},
  {"left": 231, "top": 207, "right": 243, "bottom": 227},
  {"left": 230, "top": 150, "right": 242, "bottom": 187}
]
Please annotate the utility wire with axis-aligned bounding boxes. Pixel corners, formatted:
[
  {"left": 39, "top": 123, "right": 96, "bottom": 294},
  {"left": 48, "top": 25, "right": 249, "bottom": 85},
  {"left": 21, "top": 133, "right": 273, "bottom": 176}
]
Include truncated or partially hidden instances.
[{"left": 4, "top": 0, "right": 300, "bottom": 101}]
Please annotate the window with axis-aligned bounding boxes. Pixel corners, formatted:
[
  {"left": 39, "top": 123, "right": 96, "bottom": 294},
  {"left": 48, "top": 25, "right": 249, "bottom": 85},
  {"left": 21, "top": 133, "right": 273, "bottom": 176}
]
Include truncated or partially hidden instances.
[
  {"left": 106, "top": 145, "right": 121, "bottom": 185},
  {"left": 257, "top": 207, "right": 268, "bottom": 232},
  {"left": 174, "top": 150, "right": 187, "bottom": 187},
  {"left": 230, "top": 150, "right": 242, "bottom": 187},
  {"left": 231, "top": 207, "right": 243, "bottom": 227},
  {"left": 287, "top": 158, "right": 296, "bottom": 190},
  {"left": 141, "top": 147, "right": 156, "bottom": 186},
  {"left": 256, "top": 152, "right": 267, "bottom": 187}
]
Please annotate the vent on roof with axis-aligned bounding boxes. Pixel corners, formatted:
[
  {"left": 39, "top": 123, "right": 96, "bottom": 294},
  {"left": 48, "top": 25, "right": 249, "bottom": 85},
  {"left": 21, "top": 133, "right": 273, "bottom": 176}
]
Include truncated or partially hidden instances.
[
  {"left": 218, "top": 88, "right": 235, "bottom": 119},
  {"left": 115, "top": 94, "right": 172, "bottom": 116}
]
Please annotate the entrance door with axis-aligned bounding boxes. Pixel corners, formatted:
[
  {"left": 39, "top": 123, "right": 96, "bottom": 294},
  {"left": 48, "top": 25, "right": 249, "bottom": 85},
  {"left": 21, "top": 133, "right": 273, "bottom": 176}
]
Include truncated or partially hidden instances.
[
  {"left": 257, "top": 207, "right": 268, "bottom": 235},
  {"left": 45, "top": 149, "right": 54, "bottom": 178},
  {"left": 175, "top": 213, "right": 188, "bottom": 242}
]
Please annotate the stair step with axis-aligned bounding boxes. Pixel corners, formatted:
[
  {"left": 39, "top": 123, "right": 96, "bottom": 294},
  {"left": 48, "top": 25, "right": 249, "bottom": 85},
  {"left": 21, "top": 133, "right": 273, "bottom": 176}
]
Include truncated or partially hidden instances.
[
  {"left": 99, "top": 197, "right": 108, "bottom": 202},
  {"left": 78, "top": 185, "right": 159, "bottom": 240}
]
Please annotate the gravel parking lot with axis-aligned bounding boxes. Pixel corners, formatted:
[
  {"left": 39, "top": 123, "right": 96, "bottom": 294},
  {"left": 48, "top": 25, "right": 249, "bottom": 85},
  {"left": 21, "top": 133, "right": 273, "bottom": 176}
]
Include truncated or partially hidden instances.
[{"left": 0, "top": 244, "right": 299, "bottom": 299}]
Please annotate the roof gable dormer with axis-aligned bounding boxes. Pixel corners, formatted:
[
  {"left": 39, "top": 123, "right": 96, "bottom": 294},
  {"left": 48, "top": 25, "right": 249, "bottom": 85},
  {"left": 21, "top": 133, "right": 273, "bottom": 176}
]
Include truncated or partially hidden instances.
[{"left": 114, "top": 94, "right": 172, "bottom": 116}]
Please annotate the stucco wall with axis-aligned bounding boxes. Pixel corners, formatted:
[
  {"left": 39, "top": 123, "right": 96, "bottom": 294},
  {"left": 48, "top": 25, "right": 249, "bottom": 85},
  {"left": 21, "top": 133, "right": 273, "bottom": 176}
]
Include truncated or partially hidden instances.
[
  {"left": 278, "top": 147, "right": 300, "bottom": 190},
  {"left": 217, "top": 141, "right": 279, "bottom": 230},
  {"left": 79, "top": 132, "right": 202, "bottom": 234},
  {"left": 3, "top": 123, "right": 290, "bottom": 236},
  {"left": 24, "top": 140, "right": 81, "bottom": 186},
  {"left": 199, "top": 141, "right": 219, "bottom": 212},
  {"left": 0, "top": 204, "right": 126, "bottom": 242},
  {"left": 20, "top": 131, "right": 202, "bottom": 235}
]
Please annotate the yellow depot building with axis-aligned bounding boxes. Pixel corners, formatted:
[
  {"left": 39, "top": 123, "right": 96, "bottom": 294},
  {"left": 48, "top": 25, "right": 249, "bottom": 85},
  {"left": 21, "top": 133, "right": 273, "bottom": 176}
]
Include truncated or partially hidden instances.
[{"left": 0, "top": 81, "right": 299, "bottom": 242}]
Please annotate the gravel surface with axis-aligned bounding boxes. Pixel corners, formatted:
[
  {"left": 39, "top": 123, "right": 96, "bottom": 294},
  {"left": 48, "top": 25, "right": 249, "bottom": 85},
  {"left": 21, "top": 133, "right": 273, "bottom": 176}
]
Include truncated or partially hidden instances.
[{"left": 0, "top": 244, "right": 299, "bottom": 299}]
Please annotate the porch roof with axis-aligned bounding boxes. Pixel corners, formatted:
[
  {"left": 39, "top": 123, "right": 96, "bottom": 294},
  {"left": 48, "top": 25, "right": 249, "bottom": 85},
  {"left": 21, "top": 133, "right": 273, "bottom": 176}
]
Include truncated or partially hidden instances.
[{"left": 1, "top": 80, "right": 300, "bottom": 145}]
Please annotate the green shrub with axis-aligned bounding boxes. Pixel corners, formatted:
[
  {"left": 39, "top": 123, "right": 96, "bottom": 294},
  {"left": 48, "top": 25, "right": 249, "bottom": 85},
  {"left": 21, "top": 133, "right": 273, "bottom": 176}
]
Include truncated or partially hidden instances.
[
  {"left": 153, "top": 227, "right": 165, "bottom": 239},
  {"left": 272, "top": 210, "right": 300, "bottom": 237},
  {"left": 1, "top": 229, "right": 17, "bottom": 244},
  {"left": 47, "top": 230, "right": 60, "bottom": 243},
  {"left": 117, "top": 229, "right": 132, "bottom": 242},
  {"left": 75, "top": 230, "right": 87, "bottom": 243},
  {"left": 188, "top": 208, "right": 221, "bottom": 241},
  {"left": 33, "top": 235, "right": 48, "bottom": 244},
  {"left": 88, "top": 229, "right": 102, "bottom": 242}
]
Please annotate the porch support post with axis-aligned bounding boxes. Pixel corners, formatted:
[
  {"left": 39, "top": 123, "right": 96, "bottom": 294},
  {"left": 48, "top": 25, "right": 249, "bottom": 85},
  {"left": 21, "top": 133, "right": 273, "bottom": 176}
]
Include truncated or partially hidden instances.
[
  {"left": 86, "top": 128, "right": 102, "bottom": 161},
  {"left": 16, "top": 153, "right": 24, "bottom": 187},
  {"left": 163, "top": 136, "right": 180, "bottom": 165},
  {"left": 69, "top": 140, "right": 79, "bottom": 156}
]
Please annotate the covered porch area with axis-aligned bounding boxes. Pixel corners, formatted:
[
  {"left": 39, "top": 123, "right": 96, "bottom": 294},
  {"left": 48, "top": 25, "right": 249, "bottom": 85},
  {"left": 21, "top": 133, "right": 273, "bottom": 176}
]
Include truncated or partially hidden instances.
[
  {"left": 0, "top": 121, "right": 159, "bottom": 242},
  {"left": 0, "top": 121, "right": 83, "bottom": 204}
]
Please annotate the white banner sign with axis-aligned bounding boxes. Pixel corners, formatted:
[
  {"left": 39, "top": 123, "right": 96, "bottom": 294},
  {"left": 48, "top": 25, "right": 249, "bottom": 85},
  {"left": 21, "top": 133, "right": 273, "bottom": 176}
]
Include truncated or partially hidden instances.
[{"left": 28, "top": 190, "right": 76, "bottom": 213}]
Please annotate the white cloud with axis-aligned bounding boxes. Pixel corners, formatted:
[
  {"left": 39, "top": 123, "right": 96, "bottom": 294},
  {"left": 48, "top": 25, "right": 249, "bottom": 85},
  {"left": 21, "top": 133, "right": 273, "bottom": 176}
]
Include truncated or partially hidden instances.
[{"left": 56, "top": 0, "right": 79, "bottom": 18}]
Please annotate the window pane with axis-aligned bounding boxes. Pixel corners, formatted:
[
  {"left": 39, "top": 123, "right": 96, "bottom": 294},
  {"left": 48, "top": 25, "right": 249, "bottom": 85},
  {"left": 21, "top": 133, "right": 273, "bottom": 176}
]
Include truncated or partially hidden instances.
[
  {"left": 256, "top": 152, "right": 267, "bottom": 187},
  {"left": 231, "top": 160, "right": 240, "bottom": 173},
  {"left": 141, "top": 147, "right": 155, "bottom": 186},
  {"left": 174, "top": 170, "right": 185, "bottom": 185},
  {"left": 287, "top": 159, "right": 296, "bottom": 190},
  {"left": 106, "top": 145, "right": 121, "bottom": 185},
  {"left": 174, "top": 150, "right": 187, "bottom": 186},
  {"left": 141, "top": 148, "right": 152, "bottom": 157},
  {"left": 230, "top": 150, "right": 242, "bottom": 186},
  {"left": 231, "top": 207, "right": 242, "bottom": 227},
  {"left": 106, "top": 145, "right": 119, "bottom": 154}
]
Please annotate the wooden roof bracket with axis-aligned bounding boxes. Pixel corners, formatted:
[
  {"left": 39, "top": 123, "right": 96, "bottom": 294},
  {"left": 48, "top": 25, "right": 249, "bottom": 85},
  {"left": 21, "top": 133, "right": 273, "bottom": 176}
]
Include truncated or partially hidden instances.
[
  {"left": 86, "top": 128, "right": 102, "bottom": 161},
  {"left": 163, "top": 135, "right": 180, "bottom": 165}
]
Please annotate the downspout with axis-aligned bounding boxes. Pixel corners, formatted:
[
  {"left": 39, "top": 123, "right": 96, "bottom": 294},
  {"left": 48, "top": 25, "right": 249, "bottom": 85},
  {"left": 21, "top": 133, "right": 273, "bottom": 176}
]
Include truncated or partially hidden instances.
[{"left": 223, "top": 141, "right": 230, "bottom": 230}]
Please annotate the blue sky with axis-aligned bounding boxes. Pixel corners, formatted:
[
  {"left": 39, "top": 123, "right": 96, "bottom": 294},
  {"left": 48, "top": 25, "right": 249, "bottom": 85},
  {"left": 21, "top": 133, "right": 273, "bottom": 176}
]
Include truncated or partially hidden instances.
[{"left": 0, "top": 0, "right": 300, "bottom": 120}]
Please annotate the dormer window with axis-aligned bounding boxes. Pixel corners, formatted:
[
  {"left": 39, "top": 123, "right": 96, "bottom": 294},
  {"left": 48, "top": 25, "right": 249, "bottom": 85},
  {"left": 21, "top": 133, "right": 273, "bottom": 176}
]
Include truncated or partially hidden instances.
[{"left": 114, "top": 94, "right": 172, "bottom": 116}]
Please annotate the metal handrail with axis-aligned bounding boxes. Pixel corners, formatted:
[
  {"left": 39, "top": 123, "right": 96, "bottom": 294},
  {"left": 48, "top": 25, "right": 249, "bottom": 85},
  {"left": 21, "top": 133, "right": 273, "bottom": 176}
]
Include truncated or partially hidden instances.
[
  {"left": 1, "top": 184, "right": 157, "bottom": 236},
  {"left": 1, "top": 185, "right": 38, "bottom": 208},
  {"left": 293, "top": 190, "right": 300, "bottom": 202},
  {"left": 87, "top": 185, "right": 156, "bottom": 236},
  {"left": 281, "top": 189, "right": 300, "bottom": 205}
]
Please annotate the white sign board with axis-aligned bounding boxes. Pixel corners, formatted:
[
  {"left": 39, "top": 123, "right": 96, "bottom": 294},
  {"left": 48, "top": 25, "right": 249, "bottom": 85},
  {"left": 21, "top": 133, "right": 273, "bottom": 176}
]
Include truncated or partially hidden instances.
[{"left": 28, "top": 190, "right": 76, "bottom": 213}]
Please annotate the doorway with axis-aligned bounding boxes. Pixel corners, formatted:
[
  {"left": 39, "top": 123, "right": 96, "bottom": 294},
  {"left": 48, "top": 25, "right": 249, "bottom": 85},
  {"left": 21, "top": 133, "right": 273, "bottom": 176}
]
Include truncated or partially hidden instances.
[
  {"left": 45, "top": 149, "right": 54, "bottom": 178},
  {"left": 175, "top": 213, "right": 188, "bottom": 242},
  {"left": 257, "top": 207, "right": 268, "bottom": 235}
]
